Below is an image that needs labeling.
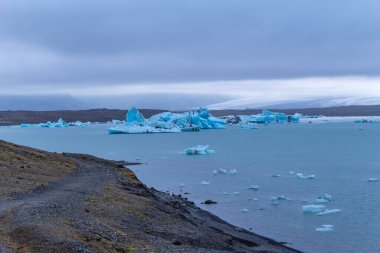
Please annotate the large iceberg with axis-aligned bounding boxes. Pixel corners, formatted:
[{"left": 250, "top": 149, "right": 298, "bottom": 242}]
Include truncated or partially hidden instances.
[
  {"left": 108, "top": 107, "right": 181, "bottom": 134},
  {"left": 20, "top": 118, "right": 89, "bottom": 128},
  {"left": 149, "top": 107, "right": 225, "bottom": 130},
  {"left": 108, "top": 107, "right": 223, "bottom": 134},
  {"left": 240, "top": 110, "right": 301, "bottom": 125}
]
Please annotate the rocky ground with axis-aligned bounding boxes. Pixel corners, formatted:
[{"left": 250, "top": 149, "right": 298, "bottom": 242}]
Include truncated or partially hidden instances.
[{"left": 0, "top": 140, "right": 300, "bottom": 253}]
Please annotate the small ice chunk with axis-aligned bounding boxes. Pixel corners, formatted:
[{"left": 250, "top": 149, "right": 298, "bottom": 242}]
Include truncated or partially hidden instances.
[
  {"left": 222, "top": 191, "right": 239, "bottom": 195},
  {"left": 317, "top": 209, "right": 342, "bottom": 215},
  {"left": 271, "top": 196, "right": 291, "bottom": 201},
  {"left": 367, "top": 177, "right": 378, "bottom": 182},
  {"left": 201, "top": 181, "right": 210, "bottom": 185},
  {"left": 302, "top": 205, "right": 326, "bottom": 214},
  {"left": 271, "top": 174, "right": 281, "bottom": 178},
  {"left": 185, "top": 145, "right": 215, "bottom": 155},
  {"left": 315, "top": 194, "right": 332, "bottom": 203},
  {"left": 229, "top": 169, "right": 238, "bottom": 175},
  {"left": 296, "top": 173, "right": 315, "bottom": 179},
  {"left": 213, "top": 168, "right": 227, "bottom": 175},
  {"left": 289, "top": 171, "right": 295, "bottom": 174},
  {"left": 315, "top": 225, "right": 334, "bottom": 232},
  {"left": 248, "top": 185, "right": 260, "bottom": 190},
  {"left": 213, "top": 168, "right": 237, "bottom": 175},
  {"left": 241, "top": 208, "right": 249, "bottom": 212}
]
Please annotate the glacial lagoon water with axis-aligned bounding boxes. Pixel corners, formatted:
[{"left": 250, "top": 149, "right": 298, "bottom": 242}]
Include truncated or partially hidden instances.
[{"left": 1, "top": 123, "right": 380, "bottom": 253}]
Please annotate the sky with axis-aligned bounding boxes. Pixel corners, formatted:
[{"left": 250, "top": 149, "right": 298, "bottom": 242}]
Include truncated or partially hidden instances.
[{"left": 1, "top": 0, "right": 380, "bottom": 110}]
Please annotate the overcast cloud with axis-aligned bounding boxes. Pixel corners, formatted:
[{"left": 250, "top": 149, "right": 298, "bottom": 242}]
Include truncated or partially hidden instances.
[{"left": 1, "top": 0, "right": 379, "bottom": 109}]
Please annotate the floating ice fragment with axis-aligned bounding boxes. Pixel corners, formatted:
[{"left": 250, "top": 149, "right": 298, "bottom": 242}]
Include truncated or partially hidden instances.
[
  {"left": 315, "top": 225, "right": 334, "bottom": 232},
  {"left": 289, "top": 171, "right": 295, "bottom": 174},
  {"left": 302, "top": 205, "right": 326, "bottom": 214},
  {"left": 271, "top": 196, "right": 291, "bottom": 201},
  {"left": 184, "top": 145, "right": 215, "bottom": 155},
  {"left": 296, "top": 173, "right": 315, "bottom": 179},
  {"left": 271, "top": 174, "right": 281, "bottom": 178},
  {"left": 241, "top": 208, "right": 249, "bottom": 212},
  {"left": 201, "top": 181, "right": 211, "bottom": 185},
  {"left": 248, "top": 185, "right": 260, "bottom": 190},
  {"left": 317, "top": 209, "right": 342, "bottom": 215},
  {"left": 212, "top": 168, "right": 237, "bottom": 175},
  {"left": 315, "top": 194, "right": 332, "bottom": 203},
  {"left": 241, "top": 124, "right": 258, "bottom": 130},
  {"left": 367, "top": 177, "right": 378, "bottom": 182},
  {"left": 229, "top": 169, "right": 238, "bottom": 175},
  {"left": 213, "top": 168, "right": 227, "bottom": 175},
  {"left": 222, "top": 191, "right": 240, "bottom": 195}
]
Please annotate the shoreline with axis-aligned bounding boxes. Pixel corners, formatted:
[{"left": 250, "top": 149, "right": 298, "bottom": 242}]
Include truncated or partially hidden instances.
[
  {"left": 1, "top": 105, "right": 380, "bottom": 125},
  {"left": 0, "top": 140, "right": 300, "bottom": 252}
]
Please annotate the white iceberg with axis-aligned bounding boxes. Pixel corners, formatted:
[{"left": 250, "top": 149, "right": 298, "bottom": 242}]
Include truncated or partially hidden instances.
[
  {"left": 184, "top": 145, "right": 214, "bottom": 155},
  {"left": 302, "top": 205, "right": 327, "bottom": 214},
  {"left": 296, "top": 173, "right": 315, "bottom": 179},
  {"left": 201, "top": 181, "right": 211, "bottom": 185},
  {"left": 315, "top": 194, "right": 333, "bottom": 203},
  {"left": 222, "top": 191, "right": 239, "bottom": 195},
  {"left": 241, "top": 124, "right": 258, "bottom": 130},
  {"left": 317, "top": 209, "right": 342, "bottom": 215},
  {"left": 315, "top": 225, "right": 334, "bottom": 232},
  {"left": 248, "top": 185, "right": 260, "bottom": 190},
  {"left": 303, "top": 205, "right": 342, "bottom": 215},
  {"left": 212, "top": 168, "right": 237, "bottom": 175}
]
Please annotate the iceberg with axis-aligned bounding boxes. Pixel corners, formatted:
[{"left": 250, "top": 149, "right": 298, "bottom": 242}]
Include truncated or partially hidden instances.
[
  {"left": 239, "top": 109, "right": 301, "bottom": 125},
  {"left": 248, "top": 185, "right": 260, "bottom": 190},
  {"left": 317, "top": 209, "right": 342, "bottom": 215},
  {"left": 302, "top": 205, "right": 327, "bottom": 214},
  {"left": 201, "top": 181, "right": 211, "bottom": 185},
  {"left": 20, "top": 118, "right": 89, "bottom": 128},
  {"left": 241, "top": 124, "right": 258, "bottom": 129},
  {"left": 296, "top": 173, "right": 315, "bottom": 179},
  {"left": 149, "top": 107, "right": 225, "bottom": 130},
  {"left": 315, "top": 194, "right": 332, "bottom": 203},
  {"left": 315, "top": 225, "right": 334, "bottom": 232},
  {"left": 212, "top": 168, "right": 237, "bottom": 175},
  {"left": 108, "top": 107, "right": 181, "bottom": 134},
  {"left": 303, "top": 205, "right": 342, "bottom": 215},
  {"left": 126, "top": 107, "right": 145, "bottom": 123},
  {"left": 367, "top": 177, "right": 378, "bottom": 182},
  {"left": 184, "top": 145, "right": 214, "bottom": 155}
]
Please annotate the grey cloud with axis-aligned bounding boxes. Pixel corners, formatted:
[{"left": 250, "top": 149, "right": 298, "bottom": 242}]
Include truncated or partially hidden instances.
[{"left": 0, "top": 0, "right": 379, "bottom": 88}]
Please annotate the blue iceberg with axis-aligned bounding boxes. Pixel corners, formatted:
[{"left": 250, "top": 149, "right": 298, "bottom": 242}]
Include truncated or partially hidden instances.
[
  {"left": 20, "top": 118, "right": 90, "bottom": 128},
  {"left": 149, "top": 107, "right": 225, "bottom": 130},
  {"left": 108, "top": 107, "right": 181, "bottom": 134}
]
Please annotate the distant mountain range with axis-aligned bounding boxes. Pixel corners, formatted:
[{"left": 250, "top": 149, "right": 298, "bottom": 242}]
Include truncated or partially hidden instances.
[{"left": 0, "top": 95, "right": 380, "bottom": 115}]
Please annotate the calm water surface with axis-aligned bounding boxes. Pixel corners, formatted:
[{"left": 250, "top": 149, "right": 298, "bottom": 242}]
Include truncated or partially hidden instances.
[{"left": 0, "top": 123, "right": 379, "bottom": 253}]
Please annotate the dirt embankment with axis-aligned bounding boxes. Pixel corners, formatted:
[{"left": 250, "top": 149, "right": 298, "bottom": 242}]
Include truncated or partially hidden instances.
[{"left": 0, "top": 140, "right": 300, "bottom": 253}]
